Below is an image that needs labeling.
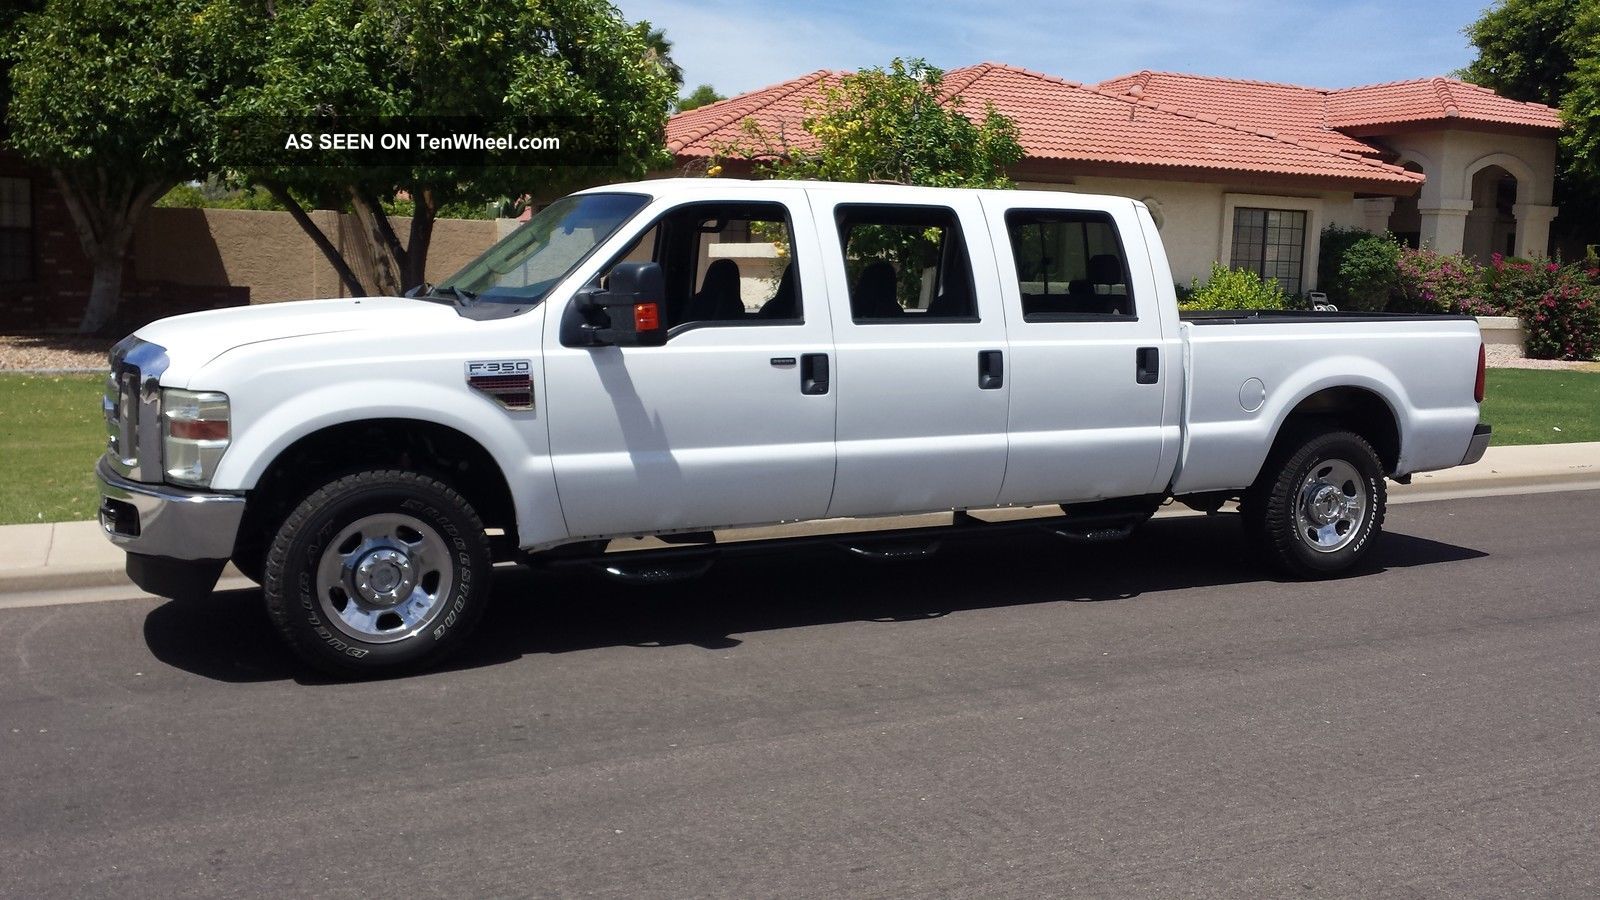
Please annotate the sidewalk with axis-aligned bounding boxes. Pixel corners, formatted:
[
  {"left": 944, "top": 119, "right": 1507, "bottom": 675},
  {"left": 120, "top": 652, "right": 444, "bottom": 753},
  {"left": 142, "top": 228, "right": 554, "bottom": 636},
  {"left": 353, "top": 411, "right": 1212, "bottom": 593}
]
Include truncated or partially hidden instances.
[{"left": 2, "top": 441, "right": 1597, "bottom": 598}]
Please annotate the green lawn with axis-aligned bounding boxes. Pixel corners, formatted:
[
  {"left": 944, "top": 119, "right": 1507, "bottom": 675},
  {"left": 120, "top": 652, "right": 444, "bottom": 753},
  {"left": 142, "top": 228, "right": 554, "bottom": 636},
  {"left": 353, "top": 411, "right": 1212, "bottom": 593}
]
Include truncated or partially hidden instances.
[
  {"left": 1481, "top": 368, "right": 1600, "bottom": 446},
  {"left": 0, "top": 374, "right": 105, "bottom": 525},
  {"left": 0, "top": 367, "right": 1595, "bottom": 526}
]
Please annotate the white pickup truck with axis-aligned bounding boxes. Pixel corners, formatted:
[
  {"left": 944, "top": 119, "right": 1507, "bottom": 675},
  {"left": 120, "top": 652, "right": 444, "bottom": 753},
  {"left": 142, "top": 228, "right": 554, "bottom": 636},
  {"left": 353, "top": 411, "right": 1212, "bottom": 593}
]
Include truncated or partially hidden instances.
[{"left": 97, "top": 179, "right": 1491, "bottom": 675}]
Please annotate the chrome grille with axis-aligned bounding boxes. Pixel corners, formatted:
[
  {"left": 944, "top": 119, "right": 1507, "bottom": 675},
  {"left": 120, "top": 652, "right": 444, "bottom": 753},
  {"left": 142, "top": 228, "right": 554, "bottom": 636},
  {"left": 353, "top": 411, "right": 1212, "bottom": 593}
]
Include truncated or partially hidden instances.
[{"left": 104, "top": 336, "right": 170, "bottom": 483}]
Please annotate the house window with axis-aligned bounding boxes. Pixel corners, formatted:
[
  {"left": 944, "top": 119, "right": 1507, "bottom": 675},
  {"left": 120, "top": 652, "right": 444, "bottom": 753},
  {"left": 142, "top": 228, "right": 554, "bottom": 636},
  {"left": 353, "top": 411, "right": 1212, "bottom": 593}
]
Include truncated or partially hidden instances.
[
  {"left": 0, "top": 177, "right": 33, "bottom": 284},
  {"left": 1231, "top": 207, "right": 1306, "bottom": 295}
]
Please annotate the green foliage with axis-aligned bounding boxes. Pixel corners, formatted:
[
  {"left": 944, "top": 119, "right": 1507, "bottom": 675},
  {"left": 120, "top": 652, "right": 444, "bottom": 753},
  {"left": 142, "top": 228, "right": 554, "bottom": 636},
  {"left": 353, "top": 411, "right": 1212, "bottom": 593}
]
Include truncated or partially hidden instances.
[
  {"left": 1394, "top": 248, "right": 1486, "bottom": 314},
  {"left": 1460, "top": 0, "right": 1600, "bottom": 108},
  {"left": 1181, "top": 263, "right": 1289, "bottom": 312},
  {"left": 228, "top": 0, "right": 677, "bottom": 293},
  {"left": 1317, "top": 226, "right": 1370, "bottom": 299},
  {"left": 677, "top": 84, "right": 725, "bottom": 112},
  {"left": 157, "top": 180, "right": 286, "bottom": 211},
  {"left": 1336, "top": 234, "right": 1402, "bottom": 312},
  {"left": 1485, "top": 256, "right": 1600, "bottom": 360},
  {"left": 734, "top": 58, "right": 1023, "bottom": 188},
  {"left": 6, "top": 0, "right": 254, "bottom": 178}
]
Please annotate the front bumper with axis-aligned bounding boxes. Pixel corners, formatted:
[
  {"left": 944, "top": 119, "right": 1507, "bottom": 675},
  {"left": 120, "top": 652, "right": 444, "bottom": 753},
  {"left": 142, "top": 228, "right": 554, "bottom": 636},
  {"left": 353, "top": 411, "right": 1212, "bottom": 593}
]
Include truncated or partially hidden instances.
[
  {"left": 95, "top": 457, "right": 246, "bottom": 561},
  {"left": 1460, "top": 423, "right": 1492, "bottom": 466}
]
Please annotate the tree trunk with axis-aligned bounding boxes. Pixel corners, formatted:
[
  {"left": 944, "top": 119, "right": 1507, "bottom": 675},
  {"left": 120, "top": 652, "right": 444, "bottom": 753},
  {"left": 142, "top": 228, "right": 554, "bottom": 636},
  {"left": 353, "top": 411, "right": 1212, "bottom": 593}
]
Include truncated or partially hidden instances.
[
  {"left": 349, "top": 189, "right": 405, "bottom": 296},
  {"left": 403, "top": 186, "right": 437, "bottom": 292},
  {"left": 81, "top": 233, "right": 133, "bottom": 334},
  {"left": 52, "top": 168, "right": 172, "bottom": 334}
]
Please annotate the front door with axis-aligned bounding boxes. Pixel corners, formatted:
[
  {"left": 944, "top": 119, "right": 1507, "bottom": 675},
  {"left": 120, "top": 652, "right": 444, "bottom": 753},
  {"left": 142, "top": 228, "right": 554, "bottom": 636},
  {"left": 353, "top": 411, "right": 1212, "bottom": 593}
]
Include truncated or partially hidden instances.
[{"left": 542, "top": 191, "right": 837, "bottom": 539}]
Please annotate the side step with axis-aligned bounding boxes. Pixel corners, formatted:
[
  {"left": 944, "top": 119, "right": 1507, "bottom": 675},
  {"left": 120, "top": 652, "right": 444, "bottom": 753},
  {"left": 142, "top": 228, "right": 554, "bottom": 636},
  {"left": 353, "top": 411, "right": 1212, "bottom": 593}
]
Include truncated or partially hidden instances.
[
  {"left": 841, "top": 538, "right": 942, "bottom": 561},
  {"left": 529, "top": 497, "right": 1165, "bottom": 581},
  {"left": 591, "top": 552, "right": 716, "bottom": 584}
]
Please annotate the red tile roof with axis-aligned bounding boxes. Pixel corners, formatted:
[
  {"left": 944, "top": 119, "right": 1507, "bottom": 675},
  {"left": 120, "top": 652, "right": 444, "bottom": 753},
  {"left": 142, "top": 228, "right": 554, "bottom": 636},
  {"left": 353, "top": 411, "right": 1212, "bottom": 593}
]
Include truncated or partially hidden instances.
[
  {"left": 1096, "top": 71, "right": 1380, "bottom": 156},
  {"left": 1325, "top": 77, "right": 1563, "bottom": 130},
  {"left": 667, "top": 62, "right": 1425, "bottom": 191},
  {"left": 1096, "top": 70, "right": 1562, "bottom": 135}
]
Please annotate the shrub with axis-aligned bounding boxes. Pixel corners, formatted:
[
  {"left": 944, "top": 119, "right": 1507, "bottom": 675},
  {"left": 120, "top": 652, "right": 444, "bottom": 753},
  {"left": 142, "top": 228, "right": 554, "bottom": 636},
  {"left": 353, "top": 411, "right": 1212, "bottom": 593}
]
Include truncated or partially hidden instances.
[
  {"left": 1486, "top": 255, "right": 1600, "bottom": 361},
  {"left": 1335, "top": 234, "right": 1402, "bottom": 311},
  {"left": 1394, "top": 248, "right": 1488, "bottom": 315},
  {"left": 1318, "top": 226, "right": 1400, "bottom": 311},
  {"left": 1181, "top": 263, "right": 1289, "bottom": 311}
]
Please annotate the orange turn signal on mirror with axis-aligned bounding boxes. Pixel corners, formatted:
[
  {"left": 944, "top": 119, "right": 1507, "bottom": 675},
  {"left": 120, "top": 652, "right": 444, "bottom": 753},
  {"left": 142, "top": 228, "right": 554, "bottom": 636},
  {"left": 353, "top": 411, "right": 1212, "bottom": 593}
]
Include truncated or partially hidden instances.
[
  {"left": 167, "top": 419, "right": 230, "bottom": 441},
  {"left": 634, "top": 302, "right": 660, "bottom": 332}
]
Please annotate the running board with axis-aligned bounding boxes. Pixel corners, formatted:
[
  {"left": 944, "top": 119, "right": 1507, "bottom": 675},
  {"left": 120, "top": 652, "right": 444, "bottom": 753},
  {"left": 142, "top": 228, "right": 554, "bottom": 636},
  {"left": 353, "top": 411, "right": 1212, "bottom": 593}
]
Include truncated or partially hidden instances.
[{"left": 527, "top": 498, "right": 1163, "bottom": 580}]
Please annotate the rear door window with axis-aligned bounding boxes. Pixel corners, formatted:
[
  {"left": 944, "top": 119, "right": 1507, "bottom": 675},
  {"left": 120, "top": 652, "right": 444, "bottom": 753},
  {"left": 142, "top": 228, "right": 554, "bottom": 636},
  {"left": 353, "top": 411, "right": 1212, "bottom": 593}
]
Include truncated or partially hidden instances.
[{"left": 1005, "top": 210, "right": 1135, "bottom": 320}]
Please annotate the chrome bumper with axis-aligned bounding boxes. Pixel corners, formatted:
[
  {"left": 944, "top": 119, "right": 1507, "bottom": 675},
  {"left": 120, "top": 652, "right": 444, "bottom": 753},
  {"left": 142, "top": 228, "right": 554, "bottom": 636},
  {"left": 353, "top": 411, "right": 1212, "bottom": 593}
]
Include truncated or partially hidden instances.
[
  {"left": 1460, "top": 423, "right": 1492, "bottom": 466},
  {"left": 96, "top": 457, "right": 245, "bottom": 561}
]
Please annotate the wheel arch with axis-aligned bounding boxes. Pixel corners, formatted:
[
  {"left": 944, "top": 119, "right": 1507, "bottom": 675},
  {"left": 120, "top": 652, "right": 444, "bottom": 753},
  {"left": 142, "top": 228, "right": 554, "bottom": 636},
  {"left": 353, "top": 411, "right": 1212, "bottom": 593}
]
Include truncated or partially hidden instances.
[
  {"left": 235, "top": 418, "right": 522, "bottom": 563},
  {"left": 1259, "top": 385, "right": 1401, "bottom": 482}
]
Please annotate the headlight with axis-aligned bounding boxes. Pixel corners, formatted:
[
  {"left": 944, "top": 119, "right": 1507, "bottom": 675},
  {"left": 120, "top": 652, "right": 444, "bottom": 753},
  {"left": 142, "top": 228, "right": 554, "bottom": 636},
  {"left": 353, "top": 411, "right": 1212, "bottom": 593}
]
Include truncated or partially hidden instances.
[{"left": 161, "top": 389, "right": 230, "bottom": 487}]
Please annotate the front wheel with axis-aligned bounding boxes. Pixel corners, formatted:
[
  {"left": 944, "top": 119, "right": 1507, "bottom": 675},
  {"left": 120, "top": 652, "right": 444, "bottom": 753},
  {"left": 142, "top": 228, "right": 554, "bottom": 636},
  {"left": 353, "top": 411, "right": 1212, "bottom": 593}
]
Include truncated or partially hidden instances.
[
  {"left": 262, "top": 470, "right": 492, "bottom": 677},
  {"left": 1242, "top": 430, "right": 1386, "bottom": 579}
]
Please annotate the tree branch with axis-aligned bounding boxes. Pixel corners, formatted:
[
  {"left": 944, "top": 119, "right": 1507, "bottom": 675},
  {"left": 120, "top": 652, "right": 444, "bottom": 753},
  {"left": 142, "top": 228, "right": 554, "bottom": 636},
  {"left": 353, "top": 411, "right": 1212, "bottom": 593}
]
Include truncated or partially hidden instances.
[{"left": 265, "top": 181, "right": 367, "bottom": 297}]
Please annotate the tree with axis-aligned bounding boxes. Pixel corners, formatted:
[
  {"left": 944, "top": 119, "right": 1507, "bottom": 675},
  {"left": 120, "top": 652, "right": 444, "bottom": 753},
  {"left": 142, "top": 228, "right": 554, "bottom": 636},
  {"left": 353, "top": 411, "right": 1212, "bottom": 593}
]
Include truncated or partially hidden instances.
[
  {"left": 1461, "top": 0, "right": 1600, "bottom": 249},
  {"left": 0, "top": 0, "right": 45, "bottom": 132},
  {"left": 230, "top": 0, "right": 676, "bottom": 297},
  {"left": 1460, "top": 0, "right": 1600, "bottom": 108},
  {"left": 677, "top": 84, "right": 725, "bottom": 112},
  {"left": 642, "top": 25, "right": 684, "bottom": 91},
  {"left": 6, "top": 0, "right": 255, "bottom": 332},
  {"left": 732, "top": 58, "right": 1022, "bottom": 189}
]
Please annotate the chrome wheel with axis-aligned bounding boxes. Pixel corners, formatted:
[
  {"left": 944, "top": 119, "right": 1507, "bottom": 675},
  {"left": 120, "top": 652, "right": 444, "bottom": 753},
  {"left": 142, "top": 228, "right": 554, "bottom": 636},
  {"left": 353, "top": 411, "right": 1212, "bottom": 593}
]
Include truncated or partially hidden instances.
[
  {"left": 314, "top": 513, "right": 454, "bottom": 643},
  {"left": 1293, "top": 458, "right": 1368, "bottom": 553}
]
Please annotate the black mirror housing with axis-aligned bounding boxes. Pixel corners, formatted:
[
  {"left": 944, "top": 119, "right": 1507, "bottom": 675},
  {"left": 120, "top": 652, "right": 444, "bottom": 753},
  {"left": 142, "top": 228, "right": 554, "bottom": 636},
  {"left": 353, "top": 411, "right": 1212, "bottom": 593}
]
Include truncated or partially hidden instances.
[{"left": 571, "top": 262, "right": 668, "bottom": 347}]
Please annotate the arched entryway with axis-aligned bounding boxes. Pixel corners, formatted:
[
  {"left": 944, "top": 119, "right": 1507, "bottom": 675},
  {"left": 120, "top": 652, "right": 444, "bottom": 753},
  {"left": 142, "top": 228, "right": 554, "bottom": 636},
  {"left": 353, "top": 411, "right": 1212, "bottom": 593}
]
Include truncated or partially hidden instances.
[
  {"left": 1464, "top": 164, "right": 1518, "bottom": 260},
  {"left": 1387, "top": 160, "right": 1424, "bottom": 248}
]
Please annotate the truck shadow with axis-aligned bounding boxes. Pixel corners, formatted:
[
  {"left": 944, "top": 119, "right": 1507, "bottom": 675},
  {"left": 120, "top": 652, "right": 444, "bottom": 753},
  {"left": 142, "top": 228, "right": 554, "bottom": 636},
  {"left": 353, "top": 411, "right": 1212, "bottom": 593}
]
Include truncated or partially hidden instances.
[{"left": 142, "top": 513, "right": 1487, "bottom": 684}]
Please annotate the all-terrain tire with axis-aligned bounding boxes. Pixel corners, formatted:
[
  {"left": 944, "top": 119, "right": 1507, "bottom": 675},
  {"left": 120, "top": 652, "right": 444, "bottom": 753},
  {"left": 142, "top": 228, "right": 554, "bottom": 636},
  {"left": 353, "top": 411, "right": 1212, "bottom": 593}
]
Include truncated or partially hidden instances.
[
  {"left": 1242, "top": 429, "right": 1386, "bottom": 579},
  {"left": 262, "top": 470, "right": 492, "bottom": 677}
]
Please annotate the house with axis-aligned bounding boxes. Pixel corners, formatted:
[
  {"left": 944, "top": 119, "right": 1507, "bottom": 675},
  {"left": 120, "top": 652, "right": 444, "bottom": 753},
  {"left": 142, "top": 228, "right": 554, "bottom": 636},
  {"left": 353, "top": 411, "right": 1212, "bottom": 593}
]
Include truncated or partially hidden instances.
[{"left": 664, "top": 63, "right": 1563, "bottom": 295}]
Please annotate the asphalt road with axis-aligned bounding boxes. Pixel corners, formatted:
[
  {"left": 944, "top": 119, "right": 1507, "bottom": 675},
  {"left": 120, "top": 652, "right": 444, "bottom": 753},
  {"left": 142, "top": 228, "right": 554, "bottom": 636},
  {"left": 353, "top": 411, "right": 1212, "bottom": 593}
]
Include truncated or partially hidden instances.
[{"left": 2, "top": 490, "right": 1598, "bottom": 898}]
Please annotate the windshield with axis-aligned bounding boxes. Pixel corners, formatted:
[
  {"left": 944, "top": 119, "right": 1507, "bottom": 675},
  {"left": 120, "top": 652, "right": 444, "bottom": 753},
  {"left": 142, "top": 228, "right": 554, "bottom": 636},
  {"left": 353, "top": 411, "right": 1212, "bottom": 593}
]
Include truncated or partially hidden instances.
[{"left": 441, "top": 192, "right": 649, "bottom": 304}]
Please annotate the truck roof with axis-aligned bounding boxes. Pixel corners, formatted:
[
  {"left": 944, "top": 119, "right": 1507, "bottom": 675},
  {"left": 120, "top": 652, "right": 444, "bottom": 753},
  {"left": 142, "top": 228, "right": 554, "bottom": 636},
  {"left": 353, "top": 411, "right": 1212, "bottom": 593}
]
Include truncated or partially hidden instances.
[{"left": 580, "top": 177, "right": 1142, "bottom": 214}]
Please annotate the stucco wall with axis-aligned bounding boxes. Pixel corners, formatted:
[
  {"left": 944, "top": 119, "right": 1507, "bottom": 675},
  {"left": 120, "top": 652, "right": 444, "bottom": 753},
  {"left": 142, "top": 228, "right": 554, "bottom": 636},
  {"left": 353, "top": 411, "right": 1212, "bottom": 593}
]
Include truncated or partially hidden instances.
[
  {"left": 1019, "top": 177, "right": 1362, "bottom": 291},
  {"left": 133, "top": 208, "right": 512, "bottom": 303}
]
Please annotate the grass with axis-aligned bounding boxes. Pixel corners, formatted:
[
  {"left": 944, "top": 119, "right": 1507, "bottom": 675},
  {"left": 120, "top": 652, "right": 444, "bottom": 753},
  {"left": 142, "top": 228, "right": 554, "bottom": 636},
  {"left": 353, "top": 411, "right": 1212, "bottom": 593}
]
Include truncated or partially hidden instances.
[
  {"left": 1481, "top": 368, "right": 1600, "bottom": 446},
  {"left": 0, "top": 367, "right": 1595, "bottom": 526},
  {"left": 0, "top": 374, "right": 106, "bottom": 525}
]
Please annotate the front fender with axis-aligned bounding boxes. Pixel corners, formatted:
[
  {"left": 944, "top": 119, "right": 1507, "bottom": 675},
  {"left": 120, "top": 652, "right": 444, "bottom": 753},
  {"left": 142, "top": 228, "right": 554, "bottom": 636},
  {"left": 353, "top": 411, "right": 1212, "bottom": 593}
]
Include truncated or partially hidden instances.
[{"left": 210, "top": 379, "right": 565, "bottom": 550}]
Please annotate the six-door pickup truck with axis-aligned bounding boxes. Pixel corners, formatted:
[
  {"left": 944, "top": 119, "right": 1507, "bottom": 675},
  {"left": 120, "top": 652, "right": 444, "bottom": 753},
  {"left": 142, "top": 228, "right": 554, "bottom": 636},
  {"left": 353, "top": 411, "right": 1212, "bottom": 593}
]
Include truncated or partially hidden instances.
[{"left": 96, "top": 179, "right": 1491, "bottom": 675}]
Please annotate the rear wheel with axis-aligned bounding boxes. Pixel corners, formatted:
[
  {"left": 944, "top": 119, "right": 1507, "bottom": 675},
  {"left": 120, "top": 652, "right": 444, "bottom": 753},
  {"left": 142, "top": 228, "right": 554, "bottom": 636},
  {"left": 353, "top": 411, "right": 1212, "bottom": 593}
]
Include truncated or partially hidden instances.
[
  {"left": 262, "top": 470, "right": 492, "bottom": 677},
  {"left": 1243, "top": 429, "right": 1385, "bottom": 578}
]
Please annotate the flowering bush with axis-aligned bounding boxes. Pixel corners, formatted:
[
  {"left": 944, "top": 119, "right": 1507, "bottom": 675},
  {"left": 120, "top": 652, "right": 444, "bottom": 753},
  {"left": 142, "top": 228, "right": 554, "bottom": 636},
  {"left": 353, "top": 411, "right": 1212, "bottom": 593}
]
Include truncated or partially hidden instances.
[
  {"left": 1485, "top": 255, "right": 1600, "bottom": 361},
  {"left": 1393, "top": 248, "right": 1488, "bottom": 315}
]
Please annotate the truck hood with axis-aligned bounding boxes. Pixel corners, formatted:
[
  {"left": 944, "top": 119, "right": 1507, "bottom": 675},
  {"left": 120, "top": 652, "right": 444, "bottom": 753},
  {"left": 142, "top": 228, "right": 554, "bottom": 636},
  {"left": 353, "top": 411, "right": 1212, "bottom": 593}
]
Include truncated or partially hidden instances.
[{"left": 135, "top": 296, "right": 470, "bottom": 385}]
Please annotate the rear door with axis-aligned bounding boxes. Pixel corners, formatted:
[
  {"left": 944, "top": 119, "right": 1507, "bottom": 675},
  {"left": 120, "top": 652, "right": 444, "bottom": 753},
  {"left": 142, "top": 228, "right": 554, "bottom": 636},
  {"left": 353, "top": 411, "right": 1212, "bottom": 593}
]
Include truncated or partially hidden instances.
[
  {"left": 980, "top": 196, "right": 1170, "bottom": 504},
  {"left": 809, "top": 192, "right": 1011, "bottom": 517},
  {"left": 542, "top": 189, "right": 837, "bottom": 538}
]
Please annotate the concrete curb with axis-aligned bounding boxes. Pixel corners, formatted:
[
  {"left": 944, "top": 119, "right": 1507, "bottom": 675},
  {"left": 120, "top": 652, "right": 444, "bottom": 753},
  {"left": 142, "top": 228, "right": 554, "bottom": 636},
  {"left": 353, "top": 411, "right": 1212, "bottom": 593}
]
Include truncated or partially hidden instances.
[{"left": 2, "top": 441, "right": 1597, "bottom": 600}]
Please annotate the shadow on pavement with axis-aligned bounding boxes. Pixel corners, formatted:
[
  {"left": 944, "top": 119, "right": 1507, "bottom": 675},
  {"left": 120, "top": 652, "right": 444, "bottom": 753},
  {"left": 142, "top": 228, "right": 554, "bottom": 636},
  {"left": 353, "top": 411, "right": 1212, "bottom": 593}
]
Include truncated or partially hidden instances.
[{"left": 143, "top": 513, "right": 1486, "bottom": 683}]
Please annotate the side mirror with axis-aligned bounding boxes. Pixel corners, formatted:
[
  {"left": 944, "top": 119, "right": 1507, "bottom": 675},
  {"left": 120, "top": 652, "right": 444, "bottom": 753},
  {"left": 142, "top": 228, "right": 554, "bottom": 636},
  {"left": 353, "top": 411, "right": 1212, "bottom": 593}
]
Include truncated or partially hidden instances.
[{"left": 571, "top": 262, "right": 668, "bottom": 347}]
